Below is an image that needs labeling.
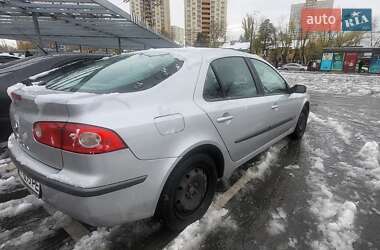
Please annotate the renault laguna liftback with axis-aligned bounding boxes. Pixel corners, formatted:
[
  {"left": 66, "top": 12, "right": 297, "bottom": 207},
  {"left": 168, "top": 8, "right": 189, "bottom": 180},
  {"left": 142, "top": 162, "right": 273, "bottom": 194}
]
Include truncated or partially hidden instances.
[{"left": 8, "top": 48, "right": 309, "bottom": 230}]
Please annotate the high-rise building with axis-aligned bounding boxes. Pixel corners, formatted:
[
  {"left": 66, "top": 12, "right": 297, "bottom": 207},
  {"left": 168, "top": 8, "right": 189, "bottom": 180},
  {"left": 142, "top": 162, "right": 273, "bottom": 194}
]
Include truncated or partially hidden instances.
[
  {"left": 185, "top": 0, "right": 227, "bottom": 46},
  {"left": 171, "top": 26, "right": 185, "bottom": 46},
  {"left": 129, "top": 0, "right": 171, "bottom": 36},
  {"left": 289, "top": 0, "right": 334, "bottom": 33}
]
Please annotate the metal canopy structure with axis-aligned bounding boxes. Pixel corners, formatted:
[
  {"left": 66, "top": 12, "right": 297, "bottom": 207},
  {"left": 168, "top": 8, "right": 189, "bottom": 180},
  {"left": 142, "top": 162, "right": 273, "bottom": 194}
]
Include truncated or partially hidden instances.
[{"left": 0, "top": 0, "right": 178, "bottom": 51}]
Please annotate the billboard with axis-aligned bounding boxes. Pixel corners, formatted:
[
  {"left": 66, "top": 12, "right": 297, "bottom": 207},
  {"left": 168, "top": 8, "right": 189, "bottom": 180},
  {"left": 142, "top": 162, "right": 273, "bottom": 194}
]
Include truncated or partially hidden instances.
[
  {"left": 332, "top": 53, "right": 344, "bottom": 71},
  {"left": 301, "top": 8, "right": 342, "bottom": 32},
  {"left": 369, "top": 55, "right": 380, "bottom": 74},
  {"left": 342, "top": 9, "right": 372, "bottom": 31},
  {"left": 344, "top": 53, "right": 358, "bottom": 73},
  {"left": 301, "top": 8, "right": 372, "bottom": 32},
  {"left": 320, "top": 53, "right": 333, "bottom": 71}
]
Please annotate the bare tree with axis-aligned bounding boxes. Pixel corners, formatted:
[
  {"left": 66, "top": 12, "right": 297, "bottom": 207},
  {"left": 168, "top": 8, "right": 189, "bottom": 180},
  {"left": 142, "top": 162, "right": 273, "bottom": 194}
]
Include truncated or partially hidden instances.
[
  {"left": 242, "top": 14, "right": 256, "bottom": 53},
  {"left": 209, "top": 22, "right": 226, "bottom": 48}
]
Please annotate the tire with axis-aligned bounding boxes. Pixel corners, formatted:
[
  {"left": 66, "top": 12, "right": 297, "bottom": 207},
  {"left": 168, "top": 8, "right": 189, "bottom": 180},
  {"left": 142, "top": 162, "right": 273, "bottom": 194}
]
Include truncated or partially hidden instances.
[
  {"left": 157, "top": 153, "right": 217, "bottom": 231},
  {"left": 291, "top": 106, "right": 309, "bottom": 140}
]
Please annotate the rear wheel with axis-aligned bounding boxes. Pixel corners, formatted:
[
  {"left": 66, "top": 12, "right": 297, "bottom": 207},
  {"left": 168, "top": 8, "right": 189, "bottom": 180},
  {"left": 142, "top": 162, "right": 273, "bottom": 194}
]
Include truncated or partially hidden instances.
[
  {"left": 291, "top": 106, "right": 309, "bottom": 140},
  {"left": 157, "top": 154, "right": 217, "bottom": 231}
]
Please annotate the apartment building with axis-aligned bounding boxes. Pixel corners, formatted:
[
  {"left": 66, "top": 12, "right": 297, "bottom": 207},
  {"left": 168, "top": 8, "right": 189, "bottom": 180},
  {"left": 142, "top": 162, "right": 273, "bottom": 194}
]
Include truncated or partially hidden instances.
[
  {"left": 185, "top": 0, "right": 227, "bottom": 46},
  {"left": 129, "top": 0, "right": 171, "bottom": 36},
  {"left": 171, "top": 26, "right": 185, "bottom": 46}
]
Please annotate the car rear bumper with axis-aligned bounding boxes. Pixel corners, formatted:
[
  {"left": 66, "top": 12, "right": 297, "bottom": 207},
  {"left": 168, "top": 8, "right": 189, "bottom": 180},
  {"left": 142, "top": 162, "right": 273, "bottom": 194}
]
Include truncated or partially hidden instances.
[{"left": 8, "top": 134, "right": 177, "bottom": 226}]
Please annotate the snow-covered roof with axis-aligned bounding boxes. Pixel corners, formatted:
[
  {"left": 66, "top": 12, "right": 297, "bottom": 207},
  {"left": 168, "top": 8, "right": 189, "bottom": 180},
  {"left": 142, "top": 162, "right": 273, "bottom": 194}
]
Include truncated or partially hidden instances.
[
  {"left": 221, "top": 42, "right": 250, "bottom": 50},
  {"left": 144, "top": 48, "right": 261, "bottom": 61}
]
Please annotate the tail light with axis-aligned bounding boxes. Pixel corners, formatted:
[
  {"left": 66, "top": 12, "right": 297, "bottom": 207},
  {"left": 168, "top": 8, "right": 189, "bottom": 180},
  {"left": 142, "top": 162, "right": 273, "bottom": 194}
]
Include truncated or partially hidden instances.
[{"left": 33, "top": 122, "right": 127, "bottom": 154}]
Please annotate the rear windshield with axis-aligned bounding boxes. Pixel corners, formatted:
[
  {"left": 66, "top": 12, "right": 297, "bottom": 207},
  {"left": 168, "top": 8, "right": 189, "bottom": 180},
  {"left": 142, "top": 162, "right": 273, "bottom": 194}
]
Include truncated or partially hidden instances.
[{"left": 45, "top": 52, "right": 184, "bottom": 93}]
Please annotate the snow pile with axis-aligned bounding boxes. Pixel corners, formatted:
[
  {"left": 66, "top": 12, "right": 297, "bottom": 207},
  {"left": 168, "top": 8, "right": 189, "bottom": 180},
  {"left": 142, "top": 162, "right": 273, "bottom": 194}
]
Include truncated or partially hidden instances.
[
  {"left": 164, "top": 207, "right": 235, "bottom": 250},
  {"left": 307, "top": 155, "right": 358, "bottom": 250},
  {"left": 214, "top": 142, "right": 286, "bottom": 209},
  {"left": 308, "top": 112, "right": 352, "bottom": 145},
  {"left": 0, "top": 176, "right": 19, "bottom": 192},
  {"left": 0, "top": 195, "right": 44, "bottom": 218},
  {"left": 284, "top": 164, "right": 300, "bottom": 170},
  {"left": 73, "top": 228, "right": 111, "bottom": 250},
  {"left": 326, "top": 118, "right": 352, "bottom": 145},
  {"left": 0, "top": 158, "right": 11, "bottom": 165},
  {"left": 0, "top": 211, "right": 73, "bottom": 248},
  {"left": 288, "top": 237, "right": 298, "bottom": 248},
  {"left": 357, "top": 141, "right": 380, "bottom": 190},
  {"left": 246, "top": 145, "right": 282, "bottom": 180},
  {"left": 267, "top": 208, "right": 287, "bottom": 235},
  {"left": 0, "top": 231, "right": 34, "bottom": 248}
]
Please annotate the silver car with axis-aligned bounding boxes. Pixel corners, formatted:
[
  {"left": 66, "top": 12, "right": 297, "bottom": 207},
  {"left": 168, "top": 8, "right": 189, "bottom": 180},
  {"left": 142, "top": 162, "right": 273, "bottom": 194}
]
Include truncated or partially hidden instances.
[
  {"left": 281, "top": 63, "right": 308, "bottom": 71},
  {"left": 8, "top": 48, "right": 309, "bottom": 230}
]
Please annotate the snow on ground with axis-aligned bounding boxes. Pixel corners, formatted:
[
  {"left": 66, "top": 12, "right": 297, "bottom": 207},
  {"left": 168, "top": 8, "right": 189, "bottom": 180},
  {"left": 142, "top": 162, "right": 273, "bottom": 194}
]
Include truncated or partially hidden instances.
[
  {"left": 0, "top": 231, "right": 34, "bottom": 248},
  {"left": 305, "top": 112, "right": 360, "bottom": 250},
  {"left": 282, "top": 72, "right": 380, "bottom": 97},
  {"left": 165, "top": 143, "right": 285, "bottom": 250},
  {"left": 267, "top": 208, "right": 287, "bottom": 236},
  {"left": 0, "top": 176, "right": 19, "bottom": 192},
  {"left": 357, "top": 141, "right": 380, "bottom": 190},
  {"left": 0, "top": 211, "right": 72, "bottom": 248},
  {"left": 163, "top": 208, "right": 235, "bottom": 250},
  {"left": 284, "top": 164, "right": 300, "bottom": 170},
  {"left": 73, "top": 228, "right": 111, "bottom": 250},
  {"left": 306, "top": 147, "right": 358, "bottom": 250},
  {"left": 0, "top": 194, "right": 43, "bottom": 218},
  {"left": 308, "top": 112, "right": 352, "bottom": 145}
]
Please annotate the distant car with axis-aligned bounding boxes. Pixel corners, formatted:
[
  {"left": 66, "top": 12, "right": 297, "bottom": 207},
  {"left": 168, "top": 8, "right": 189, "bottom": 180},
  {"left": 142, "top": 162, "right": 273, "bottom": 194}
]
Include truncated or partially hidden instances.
[
  {"left": 0, "top": 54, "right": 107, "bottom": 144},
  {"left": 280, "top": 63, "right": 307, "bottom": 71},
  {"left": 8, "top": 48, "right": 310, "bottom": 230},
  {"left": 0, "top": 53, "right": 21, "bottom": 65}
]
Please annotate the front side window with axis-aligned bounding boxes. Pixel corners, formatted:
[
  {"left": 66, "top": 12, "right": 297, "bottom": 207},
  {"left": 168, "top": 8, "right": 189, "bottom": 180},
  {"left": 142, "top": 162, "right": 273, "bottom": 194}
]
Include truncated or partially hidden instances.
[
  {"left": 45, "top": 53, "right": 184, "bottom": 94},
  {"left": 251, "top": 59, "right": 288, "bottom": 95},
  {"left": 210, "top": 57, "right": 258, "bottom": 99}
]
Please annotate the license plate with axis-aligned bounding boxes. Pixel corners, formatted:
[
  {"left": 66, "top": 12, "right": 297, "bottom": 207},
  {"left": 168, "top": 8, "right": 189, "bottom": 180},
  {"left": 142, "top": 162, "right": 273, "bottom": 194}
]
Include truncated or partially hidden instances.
[{"left": 19, "top": 170, "right": 41, "bottom": 196}]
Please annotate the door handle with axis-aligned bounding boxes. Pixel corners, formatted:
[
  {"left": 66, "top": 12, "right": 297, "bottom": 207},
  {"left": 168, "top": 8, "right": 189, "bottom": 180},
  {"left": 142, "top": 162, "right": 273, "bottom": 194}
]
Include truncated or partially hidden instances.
[
  {"left": 217, "top": 115, "right": 234, "bottom": 123},
  {"left": 271, "top": 105, "right": 280, "bottom": 110}
]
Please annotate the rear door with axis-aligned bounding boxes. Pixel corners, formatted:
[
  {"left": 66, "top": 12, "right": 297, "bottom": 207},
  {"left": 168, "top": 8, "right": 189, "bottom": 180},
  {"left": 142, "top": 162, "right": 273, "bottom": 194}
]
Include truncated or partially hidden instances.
[
  {"left": 196, "top": 57, "right": 276, "bottom": 162},
  {"left": 249, "top": 58, "right": 302, "bottom": 139}
]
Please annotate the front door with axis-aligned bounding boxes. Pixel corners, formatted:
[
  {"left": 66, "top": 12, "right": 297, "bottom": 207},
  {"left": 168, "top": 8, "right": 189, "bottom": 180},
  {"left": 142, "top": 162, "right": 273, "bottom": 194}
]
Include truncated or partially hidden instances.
[{"left": 250, "top": 59, "right": 302, "bottom": 139}]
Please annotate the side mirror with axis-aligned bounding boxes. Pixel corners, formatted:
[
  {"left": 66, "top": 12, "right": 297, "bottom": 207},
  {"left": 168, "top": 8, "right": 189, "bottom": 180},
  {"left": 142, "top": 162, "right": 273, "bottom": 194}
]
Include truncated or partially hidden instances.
[{"left": 290, "top": 84, "right": 307, "bottom": 94}]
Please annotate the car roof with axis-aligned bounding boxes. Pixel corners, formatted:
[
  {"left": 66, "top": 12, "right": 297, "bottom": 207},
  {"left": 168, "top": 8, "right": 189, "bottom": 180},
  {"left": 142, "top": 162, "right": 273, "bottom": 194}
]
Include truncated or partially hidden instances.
[{"left": 142, "top": 48, "right": 262, "bottom": 61}]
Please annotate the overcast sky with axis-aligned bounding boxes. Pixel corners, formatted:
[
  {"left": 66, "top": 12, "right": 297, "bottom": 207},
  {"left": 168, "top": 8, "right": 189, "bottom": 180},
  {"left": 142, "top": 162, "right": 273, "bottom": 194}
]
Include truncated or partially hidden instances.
[{"left": 110, "top": 0, "right": 379, "bottom": 40}]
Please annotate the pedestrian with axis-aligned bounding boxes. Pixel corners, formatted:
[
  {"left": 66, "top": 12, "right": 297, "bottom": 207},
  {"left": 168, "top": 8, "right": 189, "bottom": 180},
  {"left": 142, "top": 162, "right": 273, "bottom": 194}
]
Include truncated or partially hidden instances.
[
  {"left": 358, "top": 60, "right": 364, "bottom": 73},
  {"left": 312, "top": 61, "right": 317, "bottom": 71}
]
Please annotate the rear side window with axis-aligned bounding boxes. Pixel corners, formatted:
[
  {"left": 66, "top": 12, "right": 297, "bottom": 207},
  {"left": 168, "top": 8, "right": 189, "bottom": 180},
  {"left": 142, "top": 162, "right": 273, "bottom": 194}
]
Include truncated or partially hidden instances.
[
  {"left": 203, "top": 67, "right": 224, "bottom": 100},
  {"left": 46, "top": 53, "right": 184, "bottom": 93},
  {"left": 207, "top": 57, "right": 258, "bottom": 100}
]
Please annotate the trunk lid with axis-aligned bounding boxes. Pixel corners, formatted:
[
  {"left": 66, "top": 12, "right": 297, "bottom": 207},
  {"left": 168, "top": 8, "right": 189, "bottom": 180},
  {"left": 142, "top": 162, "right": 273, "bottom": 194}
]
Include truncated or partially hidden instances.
[{"left": 9, "top": 85, "right": 92, "bottom": 169}]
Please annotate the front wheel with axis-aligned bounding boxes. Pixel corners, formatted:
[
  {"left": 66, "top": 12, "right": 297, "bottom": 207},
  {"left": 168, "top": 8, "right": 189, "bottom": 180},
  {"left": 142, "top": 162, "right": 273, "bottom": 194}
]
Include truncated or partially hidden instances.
[
  {"left": 291, "top": 106, "right": 309, "bottom": 140},
  {"left": 157, "top": 154, "right": 217, "bottom": 231}
]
